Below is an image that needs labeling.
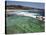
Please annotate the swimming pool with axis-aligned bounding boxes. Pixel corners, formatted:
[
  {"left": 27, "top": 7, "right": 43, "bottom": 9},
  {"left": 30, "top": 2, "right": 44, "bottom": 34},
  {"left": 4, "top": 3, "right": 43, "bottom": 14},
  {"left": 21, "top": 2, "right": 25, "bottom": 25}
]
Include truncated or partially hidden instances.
[{"left": 6, "top": 10, "right": 45, "bottom": 34}]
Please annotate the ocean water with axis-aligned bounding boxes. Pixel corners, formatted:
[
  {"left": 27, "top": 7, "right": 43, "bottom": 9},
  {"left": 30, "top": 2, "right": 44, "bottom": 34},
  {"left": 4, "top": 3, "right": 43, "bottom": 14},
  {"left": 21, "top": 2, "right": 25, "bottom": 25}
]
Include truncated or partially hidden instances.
[
  {"left": 6, "top": 10, "right": 44, "bottom": 20},
  {"left": 9, "top": 10, "right": 44, "bottom": 16}
]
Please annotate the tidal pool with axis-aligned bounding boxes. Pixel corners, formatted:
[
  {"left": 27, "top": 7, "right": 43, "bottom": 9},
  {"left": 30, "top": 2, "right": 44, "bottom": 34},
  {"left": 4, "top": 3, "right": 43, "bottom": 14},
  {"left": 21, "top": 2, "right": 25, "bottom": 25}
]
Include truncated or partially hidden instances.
[{"left": 6, "top": 15, "right": 45, "bottom": 34}]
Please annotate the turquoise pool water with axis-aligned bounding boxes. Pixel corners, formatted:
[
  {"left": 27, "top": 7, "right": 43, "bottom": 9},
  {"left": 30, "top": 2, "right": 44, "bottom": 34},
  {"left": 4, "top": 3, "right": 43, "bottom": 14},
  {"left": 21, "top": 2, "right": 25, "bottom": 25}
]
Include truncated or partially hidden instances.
[{"left": 6, "top": 15, "right": 45, "bottom": 34}]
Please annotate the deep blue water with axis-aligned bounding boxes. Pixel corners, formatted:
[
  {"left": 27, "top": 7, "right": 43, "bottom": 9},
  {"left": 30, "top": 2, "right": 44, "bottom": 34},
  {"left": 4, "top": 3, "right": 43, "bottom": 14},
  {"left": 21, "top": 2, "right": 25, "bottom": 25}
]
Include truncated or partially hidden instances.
[{"left": 27, "top": 10, "right": 44, "bottom": 16}]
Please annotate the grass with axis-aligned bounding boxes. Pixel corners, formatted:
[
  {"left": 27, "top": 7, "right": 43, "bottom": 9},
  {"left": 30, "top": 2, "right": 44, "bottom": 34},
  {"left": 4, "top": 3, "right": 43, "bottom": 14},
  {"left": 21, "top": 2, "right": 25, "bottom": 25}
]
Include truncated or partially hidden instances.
[{"left": 6, "top": 15, "right": 45, "bottom": 34}]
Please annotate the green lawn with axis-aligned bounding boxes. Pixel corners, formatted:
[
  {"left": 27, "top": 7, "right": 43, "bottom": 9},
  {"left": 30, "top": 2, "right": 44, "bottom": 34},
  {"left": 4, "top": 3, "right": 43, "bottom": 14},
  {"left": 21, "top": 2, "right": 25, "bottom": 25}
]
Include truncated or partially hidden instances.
[{"left": 6, "top": 16, "right": 45, "bottom": 34}]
